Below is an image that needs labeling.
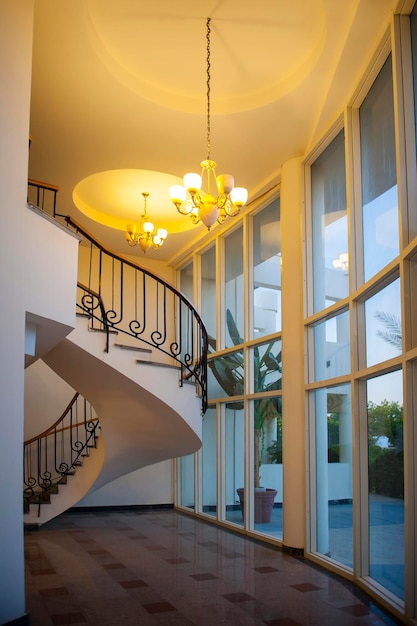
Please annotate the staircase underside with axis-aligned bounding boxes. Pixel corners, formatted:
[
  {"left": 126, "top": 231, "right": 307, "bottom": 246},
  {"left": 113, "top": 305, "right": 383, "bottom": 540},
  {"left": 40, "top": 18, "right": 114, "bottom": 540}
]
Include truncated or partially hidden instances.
[{"left": 42, "top": 322, "right": 202, "bottom": 494}]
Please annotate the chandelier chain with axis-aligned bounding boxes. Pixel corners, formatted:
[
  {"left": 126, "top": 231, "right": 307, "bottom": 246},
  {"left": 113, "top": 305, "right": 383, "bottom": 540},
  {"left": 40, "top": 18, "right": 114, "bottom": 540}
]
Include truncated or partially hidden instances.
[{"left": 206, "top": 17, "right": 211, "bottom": 160}]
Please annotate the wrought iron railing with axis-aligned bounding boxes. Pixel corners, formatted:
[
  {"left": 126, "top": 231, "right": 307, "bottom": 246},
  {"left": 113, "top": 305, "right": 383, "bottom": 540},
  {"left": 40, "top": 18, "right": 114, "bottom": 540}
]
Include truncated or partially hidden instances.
[
  {"left": 26, "top": 179, "right": 208, "bottom": 412},
  {"left": 24, "top": 393, "right": 99, "bottom": 517},
  {"left": 67, "top": 216, "right": 208, "bottom": 414},
  {"left": 27, "top": 178, "right": 58, "bottom": 215}
]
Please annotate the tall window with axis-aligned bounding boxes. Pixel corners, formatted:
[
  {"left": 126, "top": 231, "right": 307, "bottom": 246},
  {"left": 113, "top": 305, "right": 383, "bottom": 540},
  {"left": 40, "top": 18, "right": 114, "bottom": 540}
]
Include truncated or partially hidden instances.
[
  {"left": 201, "top": 245, "right": 216, "bottom": 346},
  {"left": 311, "top": 130, "right": 348, "bottom": 313},
  {"left": 252, "top": 201, "right": 281, "bottom": 337},
  {"left": 225, "top": 227, "right": 244, "bottom": 347},
  {"left": 314, "top": 384, "right": 352, "bottom": 567},
  {"left": 360, "top": 56, "right": 398, "bottom": 282},
  {"left": 367, "top": 371, "right": 404, "bottom": 599}
]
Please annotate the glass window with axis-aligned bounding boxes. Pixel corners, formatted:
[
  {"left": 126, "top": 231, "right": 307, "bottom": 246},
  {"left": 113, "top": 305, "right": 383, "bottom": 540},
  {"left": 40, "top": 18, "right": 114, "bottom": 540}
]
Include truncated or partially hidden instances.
[
  {"left": 311, "top": 131, "right": 348, "bottom": 313},
  {"left": 314, "top": 385, "right": 352, "bottom": 568},
  {"left": 180, "top": 454, "right": 194, "bottom": 510},
  {"left": 252, "top": 201, "right": 282, "bottom": 337},
  {"left": 202, "top": 407, "right": 217, "bottom": 517},
  {"left": 224, "top": 402, "right": 244, "bottom": 527},
  {"left": 207, "top": 350, "right": 244, "bottom": 400},
  {"left": 364, "top": 278, "right": 401, "bottom": 367},
  {"left": 360, "top": 56, "right": 399, "bottom": 282},
  {"left": 313, "top": 310, "right": 350, "bottom": 381},
  {"left": 410, "top": 2, "right": 417, "bottom": 154},
  {"left": 367, "top": 371, "right": 404, "bottom": 599},
  {"left": 180, "top": 261, "right": 193, "bottom": 302},
  {"left": 253, "top": 340, "right": 282, "bottom": 393},
  {"left": 201, "top": 245, "right": 216, "bottom": 347},
  {"left": 225, "top": 227, "right": 244, "bottom": 347},
  {"left": 252, "top": 396, "right": 283, "bottom": 538}
]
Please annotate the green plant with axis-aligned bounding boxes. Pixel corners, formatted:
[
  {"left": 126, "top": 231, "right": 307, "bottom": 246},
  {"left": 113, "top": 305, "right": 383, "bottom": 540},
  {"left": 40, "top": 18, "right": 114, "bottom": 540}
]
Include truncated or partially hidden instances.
[{"left": 208, "top": 309, "right": 282, "bottom": 487}]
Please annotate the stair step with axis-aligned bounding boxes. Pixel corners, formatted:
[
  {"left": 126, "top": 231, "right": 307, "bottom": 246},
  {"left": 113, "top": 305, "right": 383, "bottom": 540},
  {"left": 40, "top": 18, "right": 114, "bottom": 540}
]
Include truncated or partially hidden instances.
[
  {"left": 136, "top": 359, "right": 180, "bottom": 369},
  {"left": 89, "top": 327, "right": 118, "bottom": 335},
  {"left": 114, "top": 343, "right": 152, "bottom": 353}
]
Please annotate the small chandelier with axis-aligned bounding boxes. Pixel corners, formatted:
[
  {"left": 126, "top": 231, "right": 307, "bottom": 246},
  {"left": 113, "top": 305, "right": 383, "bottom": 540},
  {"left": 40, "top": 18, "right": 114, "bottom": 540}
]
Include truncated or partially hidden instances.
[
  {"left": 169, "top": 18, "right": 248, "bottom": 230},
  {"left": 125, "top": 192, "right": 168, "bottom": 253}
]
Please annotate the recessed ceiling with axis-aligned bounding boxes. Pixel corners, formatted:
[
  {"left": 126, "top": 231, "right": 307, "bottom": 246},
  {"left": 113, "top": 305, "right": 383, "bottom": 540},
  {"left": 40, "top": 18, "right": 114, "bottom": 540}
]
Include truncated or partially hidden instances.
[
  {"left": 73, "top": 169, "right": 198, "bottom": 234},
  {"left": 29, "top": 0, "right": 399, "bottom": 262}
]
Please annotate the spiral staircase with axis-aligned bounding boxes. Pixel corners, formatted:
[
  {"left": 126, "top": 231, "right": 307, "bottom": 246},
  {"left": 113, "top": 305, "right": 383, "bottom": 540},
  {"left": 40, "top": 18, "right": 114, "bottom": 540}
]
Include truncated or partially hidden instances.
[{"left": 24, "top": 189, "right": 207, "bottom": 526}]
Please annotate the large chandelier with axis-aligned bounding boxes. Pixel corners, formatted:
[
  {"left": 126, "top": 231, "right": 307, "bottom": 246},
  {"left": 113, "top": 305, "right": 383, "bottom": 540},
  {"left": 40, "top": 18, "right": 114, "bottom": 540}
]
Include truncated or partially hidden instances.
[
  {"left": 125, "top": 192, "right": 168, "bottom": 253},
  {"left": 169, "top": 18, "right": 248, "bottom": 230}
]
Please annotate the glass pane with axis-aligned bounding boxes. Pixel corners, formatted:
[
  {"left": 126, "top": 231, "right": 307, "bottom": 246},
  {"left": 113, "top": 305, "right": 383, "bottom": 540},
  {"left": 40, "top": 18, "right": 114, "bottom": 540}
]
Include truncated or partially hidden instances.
[
  {"left": 367, "top": 371, "right": 404, "bottom": 599},
  {"left": 207, "top": 351, "right": 244, "bottom": 399},
  {"left": 410, "top": 2, "right": 417, "bottom": 156},
  {"left": 224, "top": 402, "right": 244, "bottom": 527},
  {"left": 225, "top": 227, "right": 244, "bottom": 347},
  {"left": 253, "top": 201, "right": 282, "bottom": 337},
  {"left": 207, "top": 350, "right": 244, "bottom": 400},
  {"left": 314, "top": 385, "right": 353, "bottom": 568},
  {"left": 202, "top": 407, "right": 217, "bottom": 517},
  {"left": 179, "top": 261, "right": 194, "bottom": 364},
  {"left": 201, "top": 245, "right": 216, "bottom": 347},
  {"left": 313, "top": 310, "right": 350, "bottom": 381},
  {"left": 364, "top": 278, "right": 401, "bottom": 367},
  {"left": 312, "top": 130, "right": 348, "bottom": 313},
  {"left": 180, "top": 261, "right": 193, "bottom": 301},
  {"left": 253, "top": 340, "right": 282, "bottom": 393},
  {"left": 180, "top": 453, "right": 194, "bottom": 510},
  {"left": 360, "top": 56, "right": 398, "bottom": 282},
  {"left": 251, "top": 397, "right": 282, "bottom": 538}
]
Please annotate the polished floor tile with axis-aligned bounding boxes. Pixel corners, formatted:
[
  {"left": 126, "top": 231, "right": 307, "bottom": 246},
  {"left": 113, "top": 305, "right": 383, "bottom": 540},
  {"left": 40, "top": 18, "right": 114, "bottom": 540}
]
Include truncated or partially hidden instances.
[{"left": 24, "top": 509, "right": 403, "bottom": 625}]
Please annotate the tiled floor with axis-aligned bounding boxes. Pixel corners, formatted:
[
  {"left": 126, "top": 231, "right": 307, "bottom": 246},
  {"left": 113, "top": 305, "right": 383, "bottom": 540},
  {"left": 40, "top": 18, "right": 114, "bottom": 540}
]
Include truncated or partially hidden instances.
[{"left": 24, "top": 509, "right": 403, "bottom": 625}]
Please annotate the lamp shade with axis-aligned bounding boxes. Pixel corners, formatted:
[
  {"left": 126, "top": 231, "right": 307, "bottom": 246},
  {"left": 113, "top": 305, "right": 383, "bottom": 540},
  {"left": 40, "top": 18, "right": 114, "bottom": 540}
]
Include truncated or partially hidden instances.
[
  {"left": 169, "top": 185, "right": 186, "bottom": 204},
  {"left": 184, "top": 172, "right": 202, "bottom": 193},
  {"left": 230, "top": 186, "right": 248, "bottom": 208},
  {"left": 217, "top": 174, "right": 234, "bottom": 194}
]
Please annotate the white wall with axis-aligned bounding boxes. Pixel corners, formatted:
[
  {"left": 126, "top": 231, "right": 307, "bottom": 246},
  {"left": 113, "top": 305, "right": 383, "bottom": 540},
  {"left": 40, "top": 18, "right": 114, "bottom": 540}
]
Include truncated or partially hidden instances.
[
  {"left": 24, "top": 360, "right": 76, "bottom": 439},
  {"left": 0, "top": 2, "right": 34, "bottom": 623},
  {"left": 75, "top": 460, "right": 174, "bottom": 507}
]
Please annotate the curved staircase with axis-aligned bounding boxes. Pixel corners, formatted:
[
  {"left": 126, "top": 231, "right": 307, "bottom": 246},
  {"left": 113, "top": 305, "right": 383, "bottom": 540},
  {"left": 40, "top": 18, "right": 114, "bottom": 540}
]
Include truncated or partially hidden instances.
[{"left": 24, "top": 209, "right": 207, "bottom": 525}]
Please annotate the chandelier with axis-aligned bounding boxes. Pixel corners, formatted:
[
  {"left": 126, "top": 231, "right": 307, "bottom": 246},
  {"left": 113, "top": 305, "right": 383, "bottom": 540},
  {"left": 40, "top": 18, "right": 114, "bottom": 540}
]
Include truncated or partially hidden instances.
[
  {"left": 125, "top": 192, "right": 168, "bottom": 253},
  {"left": 169, "top": 18, "right": 248, "bottom": 230}
]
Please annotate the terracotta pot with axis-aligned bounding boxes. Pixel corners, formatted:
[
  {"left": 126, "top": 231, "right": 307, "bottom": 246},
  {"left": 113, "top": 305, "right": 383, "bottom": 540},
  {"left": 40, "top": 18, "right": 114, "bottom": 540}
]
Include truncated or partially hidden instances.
[{"left": 236, "top": 487, "right": 277, "bottom": 523}]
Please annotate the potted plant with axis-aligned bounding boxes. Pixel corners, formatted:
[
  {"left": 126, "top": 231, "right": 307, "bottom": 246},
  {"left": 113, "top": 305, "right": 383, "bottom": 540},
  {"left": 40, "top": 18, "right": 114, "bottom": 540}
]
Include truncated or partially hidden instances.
[{"left": 208, "top": 309, "right": 282, "bottom": 522}]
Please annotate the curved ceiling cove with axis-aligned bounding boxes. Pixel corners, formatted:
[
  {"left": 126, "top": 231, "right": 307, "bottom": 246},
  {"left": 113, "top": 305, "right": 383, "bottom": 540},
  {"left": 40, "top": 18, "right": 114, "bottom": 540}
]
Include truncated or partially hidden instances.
[
  {"left": 72, "top": 169, "right": 199, "bottom": 234},
  {"left": 86, "top": 0, "right": 326, "bottom": 114}
]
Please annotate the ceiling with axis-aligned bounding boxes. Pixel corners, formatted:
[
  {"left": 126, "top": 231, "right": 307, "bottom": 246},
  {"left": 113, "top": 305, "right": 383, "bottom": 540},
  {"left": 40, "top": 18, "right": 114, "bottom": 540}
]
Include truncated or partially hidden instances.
[{"left": 28, "top": 0, "right": 398, "bottom": 263}]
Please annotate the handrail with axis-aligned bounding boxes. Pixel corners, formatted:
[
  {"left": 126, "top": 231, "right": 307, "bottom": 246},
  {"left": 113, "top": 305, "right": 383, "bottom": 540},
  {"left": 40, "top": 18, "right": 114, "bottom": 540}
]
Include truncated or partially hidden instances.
[
  {"left": 27, "top": 178, "right": 58, "bottom": 215},
  {"left": 23, "top": 393, "right": 100, "bottom": 517},
  {"left": 66, "top": 215, "right": 208, "bottom": 414}
]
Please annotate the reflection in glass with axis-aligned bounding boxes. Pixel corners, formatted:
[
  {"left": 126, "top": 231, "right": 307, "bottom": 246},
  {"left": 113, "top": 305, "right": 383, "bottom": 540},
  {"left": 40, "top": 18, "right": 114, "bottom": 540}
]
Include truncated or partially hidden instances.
[
  {"left": 411, "top": 2, "right": 417, "bottom": 149},
  {"left": 360, "top": 56, "right": 398, "bottom": 282},
  {"left": 313, "top": 311, "right": 350, "bottom": 382},
  {"left": 225, "top": 227, "right": 244, "bottom": 347},
  {"left": 202, "top": 407, "right": 217, "bottom": 517},
  {"left": 252, "top": 397, "right": 282, "bottom": 538},
  {"left": 312, "top": 130, "right": 348, "bottom": 313},
  {"left": 180, "top": 453, "right": 194, "bottom": 510},
  {"left": 201, "top": 246, "right": 216, "bottom": 346},
  {"left": 314, "top": 385, "right": 352, "bottom": 567},
  {"left": 367, "top": 372, "right": 404, "bottom": 599},
  {"left": 224, "top": 403, "right": 244, "bottom": 527},
  {"left": 207, "top": 350, "right": 244, "bottom": 400},
  {"left": 364, "top": 278, "right": 401, "bottom": 367},
  {"left": 179, "top": 261, "right": 194, "bottom": 365},
  {"left": 253, "top": 340, "right": 282, "bottom": 393},
  {"left": 180, "top": 261, "right": 193, "bottom": 302},
  {"left": 253, "top": 201, "right": 281, "bottom": 337}
]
